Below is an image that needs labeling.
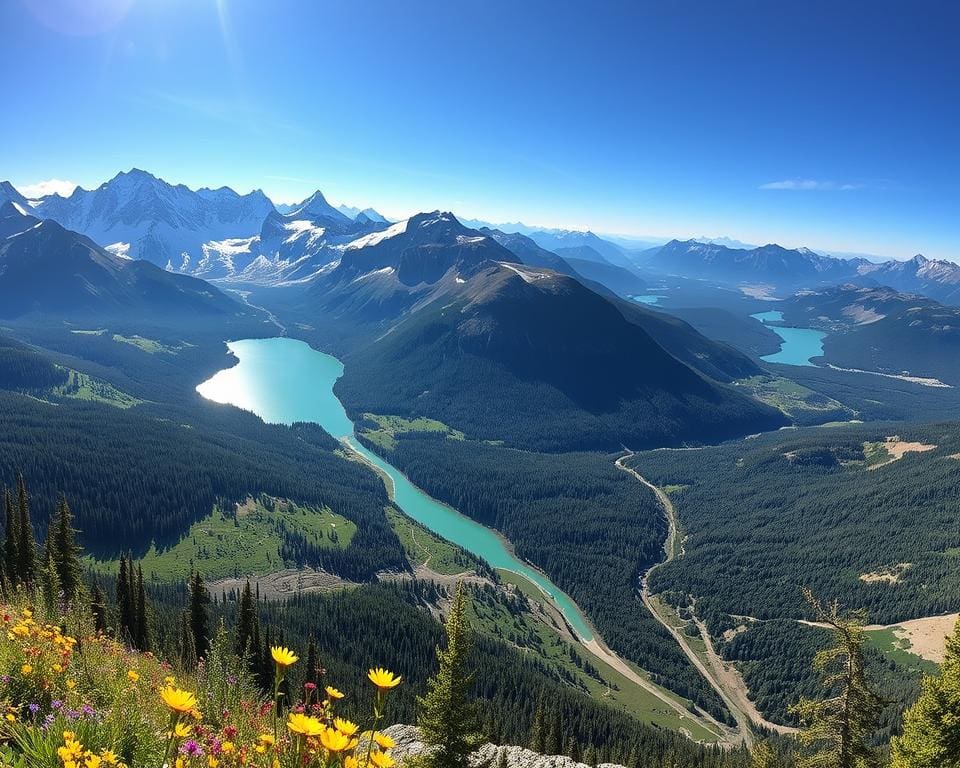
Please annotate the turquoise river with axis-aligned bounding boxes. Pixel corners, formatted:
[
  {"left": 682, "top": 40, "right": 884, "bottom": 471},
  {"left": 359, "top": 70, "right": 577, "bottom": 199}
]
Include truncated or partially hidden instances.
[{"left": 196, "top": 336, "right": 594, "bottom": 641}]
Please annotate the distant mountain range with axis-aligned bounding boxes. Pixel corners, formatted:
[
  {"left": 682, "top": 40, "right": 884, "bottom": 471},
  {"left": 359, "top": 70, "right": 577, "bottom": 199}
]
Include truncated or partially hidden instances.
[
  {"left": 0, "top": 202, "right": 247, "bottom": 322},
  {"left": 2, "top": 170, "right": 956, "bottom": 307},
  {"left": 642, "top": 239, "right": 960, "bottom": 303}
]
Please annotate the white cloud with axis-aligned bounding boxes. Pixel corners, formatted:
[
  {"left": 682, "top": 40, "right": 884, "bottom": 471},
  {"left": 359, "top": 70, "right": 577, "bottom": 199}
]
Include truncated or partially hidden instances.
[
  {"left": 759, "top": 179, "right": 862, "bottom": 191},
  {"left": 17, "top": 179, "right": 79, "bottom": 198}
]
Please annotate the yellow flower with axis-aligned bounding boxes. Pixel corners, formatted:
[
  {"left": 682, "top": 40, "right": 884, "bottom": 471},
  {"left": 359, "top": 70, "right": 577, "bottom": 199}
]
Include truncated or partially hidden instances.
[
  {"left": 374, "top": 733, "right": 397, "bottom": 750},
  {"left": 164, "top": 676, "right": 176, "bottom": 685},
  {"left": 345, "top": 757, "right": 360, "bottom": 768},
  {"left": 325, "top": 685, "right": 345, "bottom": 700},
  {"left": 221, "top": 742, "right": 235, "bottom": 754},
  {"left": 258, "top": 734, "right": 275, "bottom": 746},
  {"left": 370, "top": 750, "right": 396, "bottom": 768},
  {"left": 334, "top": 717, "right": 359, "bottom": 736},
  {"left": 5, "top": 713, "right": 15, "bottom": 723},
  {"left": 367, "top": 668, "right": 401, "bottom": 690},
  {"left": 287, "top": 713, "right": 324, "bottom": 737},
  {"left": 20, "top": 664, "right": 32, "bottom": 675},
  {"left": 100, "top": 750, "right": 118, "bottom": 765},
  {"left": 160, "top": 686, "right": 198, "bottom": 714},
  {"left": 84, "top": 755, "right": 102, "bottom": 768},
  {"left": 66, "top": 679, "right": 77, "bottom": 690},
  {"left": 319, "top": 727, "right": 356, "bottom": 753},
  {"left": 52, "top": 663, "right": 63, "bottom": 673},
  {"left": 270, "top": 646, "right": 298, "bottom": 668},
  {"left": 173, "top": 722, "right": 193, "bottom": 738},
  {"left": 208, "top": 758, "right": 219, "bottom": 768},
  {"left": 127, "top": 670, "right": 139, "bottom": 682}
]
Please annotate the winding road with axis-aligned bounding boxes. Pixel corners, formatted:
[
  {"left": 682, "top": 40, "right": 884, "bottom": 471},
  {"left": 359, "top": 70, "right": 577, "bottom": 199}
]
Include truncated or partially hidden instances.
[{"left": 616, "top": 451, "right": 798, "bottom": 747}]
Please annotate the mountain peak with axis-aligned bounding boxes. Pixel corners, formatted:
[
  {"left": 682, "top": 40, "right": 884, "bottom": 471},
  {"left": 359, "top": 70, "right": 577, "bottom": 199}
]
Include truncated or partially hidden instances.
[{"left": 289, "top": 190, "right": 350, "bottom": 222}]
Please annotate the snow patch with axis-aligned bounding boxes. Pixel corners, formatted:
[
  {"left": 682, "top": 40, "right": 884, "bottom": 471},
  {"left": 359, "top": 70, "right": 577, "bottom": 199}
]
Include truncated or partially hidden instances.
[
  {"left": 105, "top": 242, "right": 132, "bottom": 260},
  {"left": 346, "top": 219, "right": 408, "bottom": 250},
  {"left": 499, "top": 262, "right": 550, "bottom": 283},
  {"left": 351, "top": 266, "right": 396, "bottom": 283}
]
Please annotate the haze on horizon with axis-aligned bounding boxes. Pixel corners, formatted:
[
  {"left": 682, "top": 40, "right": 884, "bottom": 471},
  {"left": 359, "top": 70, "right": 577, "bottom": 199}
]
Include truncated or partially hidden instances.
[{"left": 1, "top": 0, "right": 957, "bottom": 261}]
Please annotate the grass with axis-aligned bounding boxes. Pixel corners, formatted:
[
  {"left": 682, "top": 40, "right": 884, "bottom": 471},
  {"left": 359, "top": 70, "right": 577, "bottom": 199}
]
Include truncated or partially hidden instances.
[
  {"left": 359, "top": 413, "right": 464, "bottom": 452},
  {"left": 468, "top": 584, "right": 721, "bottom": 741},
  {"left": 111, "top": 334, "right": 180, "bottom": 355},
  {"left": 737, "top": 374, "right": 852, "bottom": 422},
  {"left": 386, "top": 506, "right": 480, "bottom": 575},
  {"left": 89, "top": 495, "right": 356, "bottom": 581},
  {"left": 51, "top": 369, "right": 142, "bottom": 409},
  {"left": 863, "top": 441, "right": 892, "bottom": 467},
  {"left": 865, "top": 627, "right": 938, "bottom": 675},
  {"left": 663, "top": 484, "right": 689, "bottom": 495}
]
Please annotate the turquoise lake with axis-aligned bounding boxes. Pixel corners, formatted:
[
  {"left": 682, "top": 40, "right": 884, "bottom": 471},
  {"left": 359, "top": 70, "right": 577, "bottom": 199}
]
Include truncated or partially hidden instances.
[
  {"left": 196, "top": 337, "right": 594, "bottom": 641},
  {"left": 631, "top": 295, "right": 664, "bottom": 305},
  {"left": 751, "top": 310, "right": 827, "bottom": 366}
]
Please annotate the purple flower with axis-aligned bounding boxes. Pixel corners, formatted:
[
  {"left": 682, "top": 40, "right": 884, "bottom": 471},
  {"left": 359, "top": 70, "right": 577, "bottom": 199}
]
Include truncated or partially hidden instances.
[
  {"left": 51, "top": 700, "right": 63, "bottom": 710},
  {"left": 28, "top": 703, "right": 39, "bottom": 714},
  {"left": 180, "top": 741, "right": 204, "bottom": 757}
]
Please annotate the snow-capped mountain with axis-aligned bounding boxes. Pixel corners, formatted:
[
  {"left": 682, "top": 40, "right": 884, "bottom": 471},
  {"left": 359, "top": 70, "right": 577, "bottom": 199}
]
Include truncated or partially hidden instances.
[
  {"left": 27, "top": 169, "right": 275, "bottom": 272},
  {"left": 0, "top": 201, "right": 245, "bottom": 321},
  {"left": 855, "top": 254, "right": 960, "bottom": 304},
  {"left": 336, "top": 204, "right": 389, "bottom": 224},
  {"left": 0, "top": 181, "right": 31, "bottom": 210}
]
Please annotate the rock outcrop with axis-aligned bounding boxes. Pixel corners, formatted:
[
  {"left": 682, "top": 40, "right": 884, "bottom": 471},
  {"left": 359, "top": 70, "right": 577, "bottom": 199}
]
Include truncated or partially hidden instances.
[{"left": 382, "top": 725, "right": 627, "bottom": 768}]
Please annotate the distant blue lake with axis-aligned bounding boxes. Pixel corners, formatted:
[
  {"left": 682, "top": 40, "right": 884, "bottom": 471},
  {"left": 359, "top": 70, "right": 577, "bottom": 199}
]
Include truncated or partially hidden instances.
[
  {"left": 197, "top": 337, "right": 595, "bottom": 640},
  {"left": 631, "top": 294, "right": 664, "bottom": 305},
  {"left": 751, "top": 311, "right": 827, "bottom": 366}
]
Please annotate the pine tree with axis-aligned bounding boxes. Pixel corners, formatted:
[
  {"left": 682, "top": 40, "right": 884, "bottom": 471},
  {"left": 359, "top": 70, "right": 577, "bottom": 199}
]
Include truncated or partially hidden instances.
[
  {"left": 235, "top": 580, "right": 256, "bottom": 657},
  {"left": 565, "top": 736, "right": 581, "bottom": 764},
  {"left": 116, "top": 555, "right": 134, "bottom": 643},
  {"left": 790, "top": 589, "right": 884, "bottom": 768},
  {"left": 48, "top": 496, "right": 82, "bottom": 602},
  {"left": 4, "top": 489, "right": 18, "bottom": 584},
  {"left": 135, "top": 565, "right": 150, "bottom": 651},
  {"left": 750, "top": 741, "right": 779, "bottom": 768},
  {"left": 305, "top": 636, "right": 319, "bottom": 688},
  {"left": 417, "top": 582, "right": 478, "bottom": 768},
  {"left": 15, "top": 475, "right": 35, "bottom": 583},
  {"left": 529, "top": 701, "right": 547, "bottom": 753},
  {"left": 583, "top": 745, "right": 597, "bottom": 766},
  {"left": 178, "top": 611, "right": 198, "bottom": 671},
  {"left": 189, "top": 571, "right": 210, "bottom": 660},
  {"left": 90, "top": 580, "right": 107, "bottom": 633},
  {"left": 545, "top": 708, "right": 562, "bottom": 756},
  {"left": 39, "top": 550, "right": 61, "bottom": 616},
  {"left": 891, "top": 617, "right": 960, "bottom": 767}
]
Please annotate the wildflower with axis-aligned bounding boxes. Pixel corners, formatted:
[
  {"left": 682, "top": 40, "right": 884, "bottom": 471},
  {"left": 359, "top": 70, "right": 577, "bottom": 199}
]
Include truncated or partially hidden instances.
[
  {"left": 325, "top": 685, "right": 345, "bottom": 700},
  {"left": 160, "top": 686, "right": 198, "bottom": 714},
  {"left": 173, "top": 722, "right": 193, "bottom": 738},
  {"left": 370, "top": 751, "right": 396, "bottom": 768},
  {"left": 66, "top": 679, "right": 77, "bottom": 690},
  {"left": 20, "top": 664, "right": 32, "bottom": 675},
  {"left": 367, "top": 668, "right": 401, "bottom": 690},
  {"left": 270, "top": 646, "right": 298, "bottom": 668},
  {"left": 258, "top": 734, "right": 275, "bottom": 746},
  {"left": 345, "top": 757, "right": 360, "bottom": 768},
  {"left": 334, "top": 717, "right": 359, "bottom": 736},
  {"left": 287, "top": 713, "right": 324, "bottom": 737},
  {"left": 5, "top": 713, "right": 14, "bottom": 722},
  {"left": 127, "top": 670, "right": 139, "bottom": 682},
  {"left": 180, "top": 740, "right": 204, "bottom": 758},
  {"left": 208, "top": 758, "right": 219, "bottom": 768},
  {"left": 374, "top": 733, "right": 397, "bottom": 750},
  {"left": 319, "top": 727, "right": 356, "bottom": 753},
  {"left": 220, "top": 742, "right": 235, "bottom": 755}
]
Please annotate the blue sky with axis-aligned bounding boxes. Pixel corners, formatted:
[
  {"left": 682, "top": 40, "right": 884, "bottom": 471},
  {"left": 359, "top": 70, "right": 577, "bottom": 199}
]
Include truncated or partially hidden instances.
[{"left": 1, "top": 0, "right": 957, "bottom": 260}]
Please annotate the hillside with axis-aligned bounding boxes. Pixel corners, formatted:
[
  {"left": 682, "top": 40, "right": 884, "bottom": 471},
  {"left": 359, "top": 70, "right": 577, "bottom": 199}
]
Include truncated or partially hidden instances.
[
  {"left": 336, "top": 259, "right": 785, "bottom": 452},
  {"left": 0, "top": 202, "right": 251, "bottom": 324}
]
